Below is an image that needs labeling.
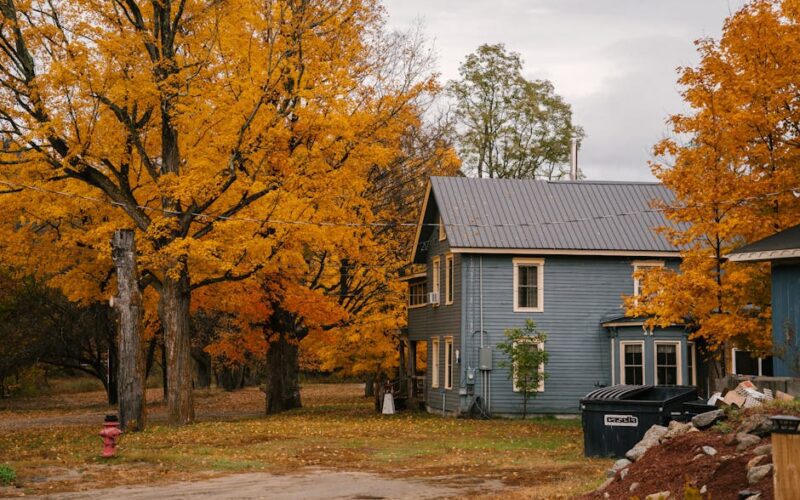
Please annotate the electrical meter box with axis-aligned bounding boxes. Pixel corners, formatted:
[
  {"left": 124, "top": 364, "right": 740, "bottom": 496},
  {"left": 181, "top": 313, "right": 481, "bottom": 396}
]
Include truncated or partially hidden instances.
[{"left": 479, "top": 347, "right": 493, "bottom": 370}]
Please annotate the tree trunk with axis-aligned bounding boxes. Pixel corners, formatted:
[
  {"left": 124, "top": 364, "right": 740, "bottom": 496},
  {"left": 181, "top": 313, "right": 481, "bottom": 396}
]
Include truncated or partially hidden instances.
[
  {"left": 159, "top": 268, "right": 194, "bottom": 425},
  {"left": 161, "top": 341, "right": 168, "bottom": 401},
  {"left": 192, "top": 347, "right": 212, "bottom": 389},
  {"left": 264, "top": 332, "right": 301, "bottom": 414},
  {"left": 111, "top": 229, "right": 146, "bottom": 431},
  {"left": 218, "top": 365, "right": 243, "bottom": 392},
  {"left": 364, "top": 373, "right": 375, "bottom": 397}
]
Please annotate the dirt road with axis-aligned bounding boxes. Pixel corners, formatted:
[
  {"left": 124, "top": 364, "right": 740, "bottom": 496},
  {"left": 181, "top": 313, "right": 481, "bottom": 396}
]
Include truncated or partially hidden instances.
[{"left": 39, "top": 469, "right": 504, "bottom": 499}]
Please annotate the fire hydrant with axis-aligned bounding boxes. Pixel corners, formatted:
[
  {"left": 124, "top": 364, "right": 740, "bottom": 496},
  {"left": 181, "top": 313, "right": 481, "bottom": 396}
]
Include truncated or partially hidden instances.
[{"left": 99, "top": 414, "right": 123, "bottom": 458}]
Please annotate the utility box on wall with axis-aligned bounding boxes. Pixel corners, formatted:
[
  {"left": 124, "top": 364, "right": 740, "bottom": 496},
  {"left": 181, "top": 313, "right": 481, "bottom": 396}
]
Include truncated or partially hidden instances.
[{"left": 479, "top": 347, "right": 493, "bottom": 371}]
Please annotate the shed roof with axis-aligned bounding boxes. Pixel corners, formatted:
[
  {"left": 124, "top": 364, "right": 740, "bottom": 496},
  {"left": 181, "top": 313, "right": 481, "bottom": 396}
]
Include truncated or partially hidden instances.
[
  {"left": 412, "top": 177, "right": 682, "bottom": 262},
  {"left": 727, "top": 223, "right": 800, "bottom": 262}
]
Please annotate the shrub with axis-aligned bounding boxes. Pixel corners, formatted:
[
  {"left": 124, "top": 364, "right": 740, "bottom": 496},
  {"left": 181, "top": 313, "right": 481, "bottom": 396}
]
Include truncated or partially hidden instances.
[{"left": 0, "top": 465, "right": 16, "bottom": 486}]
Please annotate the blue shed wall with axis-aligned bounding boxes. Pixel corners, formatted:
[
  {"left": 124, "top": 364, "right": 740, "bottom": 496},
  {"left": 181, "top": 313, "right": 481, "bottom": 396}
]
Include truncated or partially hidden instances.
[{"left": 771, "top": 263, "right": 800, "bottom": 377}]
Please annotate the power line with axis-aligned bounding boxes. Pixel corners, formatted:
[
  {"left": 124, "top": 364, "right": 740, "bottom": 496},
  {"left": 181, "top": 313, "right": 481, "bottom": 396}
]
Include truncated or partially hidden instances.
[{"left": 0, "top": 179, "right": 797, "bottom": 230}]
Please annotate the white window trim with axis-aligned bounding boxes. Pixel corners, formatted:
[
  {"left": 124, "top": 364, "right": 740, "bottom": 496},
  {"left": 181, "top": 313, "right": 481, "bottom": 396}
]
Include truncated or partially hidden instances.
[
  {"left": 731, "top": 347, "right": 769, "bottom": 376},
  {"left": 512, "top": 257, "right": 544, "bottom": 313},
  {"left": 445, "top": 254, "right": 454, "bottom": 305},
  {"left": 687, "top": 342, "right": 697, "bottom": 386},
  {"left": 431, "top": 256, "right": 441, "bottom": 306},
  {"left": 444, "top": 336, "right": 454, "bottom": 390},
  {"left": 632, "top": 260, "right": 665, "bottom": 297},
  {"left": 511, "top": 338, "right": 545, "bottom": 393},
  {"left": 654, "top": 340, "right": 682, "bottom": 385},
  {"left": 431, "top": 337, "right": 440, "bottom": 388},
  {"left": 438, "top": 215, "right": 446, "bottom": 241},
  {"left": 620, "top": 341, "right": 646, "bottom": 385}
]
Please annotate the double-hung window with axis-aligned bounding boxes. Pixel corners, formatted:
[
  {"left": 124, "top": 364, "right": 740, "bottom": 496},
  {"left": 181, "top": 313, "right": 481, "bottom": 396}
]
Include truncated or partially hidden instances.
[
  {"left": 409, "top": 281, "right": 427, "bottom": 308},
  {"left": 431, "top": 257, "right": 441, "bottom": 305},
  {"left": 431, "top": 337, "right": 440, "bottom": 388},
  {"left": 621, "top": 342, "right": 644, "bottom": 385},
  {"left": 444, "top": 337, "right": 453, "bottom": 389},
  {"left": 513, "top": 258, "right": 544, "bottom": 312},
  {"left": 445, "top": 254, "right": 454, "bottom": 305},
  {"left": 633, "top": 260, "right": 664, "bottom": 297},
  {"left": 731, "top": 348, "right": 773, "bottom": 376},
  {"left": 655, "top": 341, "right": 681, "bottom": 385}
]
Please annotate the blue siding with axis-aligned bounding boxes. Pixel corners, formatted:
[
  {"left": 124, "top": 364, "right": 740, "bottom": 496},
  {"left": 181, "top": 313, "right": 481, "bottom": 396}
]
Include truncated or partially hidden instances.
[
  {"left": 772, "top": 263, "right": 800, "bottom": 376},
  {"left": 407, "top": 210, "right": 462, "bottom": 414},
  {"left": 459, "top": 254, "right": 684, "bottom": 415}
]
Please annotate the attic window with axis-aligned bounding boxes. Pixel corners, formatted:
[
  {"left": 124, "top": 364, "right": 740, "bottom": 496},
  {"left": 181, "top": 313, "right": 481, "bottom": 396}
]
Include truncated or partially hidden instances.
[{"left": 438, "top": 215, "right": 446, "bottom": 241}]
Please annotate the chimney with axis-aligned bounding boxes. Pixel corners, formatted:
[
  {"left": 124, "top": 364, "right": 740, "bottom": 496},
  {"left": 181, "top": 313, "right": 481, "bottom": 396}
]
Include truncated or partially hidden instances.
[{"left": 570, "top": 138, "right": 579, "bottom": 181}]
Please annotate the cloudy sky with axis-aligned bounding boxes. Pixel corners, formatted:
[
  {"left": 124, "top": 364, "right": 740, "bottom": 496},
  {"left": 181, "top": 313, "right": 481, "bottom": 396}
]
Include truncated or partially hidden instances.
[{"left": 384, "top": 0, "right": 747, "bottom": 181}]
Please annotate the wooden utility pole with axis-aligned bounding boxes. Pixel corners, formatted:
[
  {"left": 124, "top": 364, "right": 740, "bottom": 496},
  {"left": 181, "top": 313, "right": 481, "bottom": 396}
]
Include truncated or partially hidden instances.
[{"left": 112, "top": 229, "right": 146, "bottom": 431}]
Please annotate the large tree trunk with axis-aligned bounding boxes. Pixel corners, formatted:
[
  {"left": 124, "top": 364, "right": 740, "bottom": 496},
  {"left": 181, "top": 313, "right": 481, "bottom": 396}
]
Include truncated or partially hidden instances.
[
  {"left": 111, "top": 229, "right": 146, "bottom": 431},
  {"left": 264, "top": 332, "right": 301, "bottom": 414},
  {"left": 159, "top": 268, "right": 194, "bottom": 425}
]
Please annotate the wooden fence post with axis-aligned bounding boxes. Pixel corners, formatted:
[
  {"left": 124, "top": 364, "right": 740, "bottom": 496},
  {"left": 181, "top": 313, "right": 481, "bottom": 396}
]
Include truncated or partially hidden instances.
[
  {"left": 771, "top": 415, "right": 800, "bottom": 500},
  {"left": 112, "top": 229, "right": 146, "bottom": 431}
]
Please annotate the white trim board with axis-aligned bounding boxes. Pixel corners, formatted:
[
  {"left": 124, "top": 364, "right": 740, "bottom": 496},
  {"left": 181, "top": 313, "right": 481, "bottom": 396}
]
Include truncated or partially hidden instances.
[{"left": 728, "top": 248, "right": 800, "bottom": 262}]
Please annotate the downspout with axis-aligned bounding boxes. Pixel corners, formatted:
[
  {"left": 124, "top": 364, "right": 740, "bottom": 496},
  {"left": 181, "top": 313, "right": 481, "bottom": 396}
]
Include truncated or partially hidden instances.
[{"left": 480, "top": 256, "right": 489, "bottom": 413}]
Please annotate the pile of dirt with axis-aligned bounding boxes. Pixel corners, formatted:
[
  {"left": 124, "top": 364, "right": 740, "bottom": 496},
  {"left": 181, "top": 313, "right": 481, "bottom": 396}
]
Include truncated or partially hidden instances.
[{"left": 583, "top": 430, "right": 773, "bottom": 499}]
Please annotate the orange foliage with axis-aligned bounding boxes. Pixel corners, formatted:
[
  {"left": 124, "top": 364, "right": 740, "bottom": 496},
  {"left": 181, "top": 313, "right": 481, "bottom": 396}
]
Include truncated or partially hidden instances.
[{"left": 629, "top": 0, "right": 800, "bottom": 361}]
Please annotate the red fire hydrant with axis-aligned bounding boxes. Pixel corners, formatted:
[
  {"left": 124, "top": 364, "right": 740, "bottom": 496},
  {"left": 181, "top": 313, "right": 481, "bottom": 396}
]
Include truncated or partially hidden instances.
[{"left": 99, "top": 414, "right": 123, "bottom": 458}]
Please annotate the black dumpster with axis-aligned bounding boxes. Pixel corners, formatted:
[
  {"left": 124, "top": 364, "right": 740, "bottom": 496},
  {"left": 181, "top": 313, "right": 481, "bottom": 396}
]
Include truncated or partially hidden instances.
[
  {"left": 682, "top": 400, "right": 717, "bottom": 419},
  {"left": 581, "top": 384, "right": 698, "bottom": 458}
]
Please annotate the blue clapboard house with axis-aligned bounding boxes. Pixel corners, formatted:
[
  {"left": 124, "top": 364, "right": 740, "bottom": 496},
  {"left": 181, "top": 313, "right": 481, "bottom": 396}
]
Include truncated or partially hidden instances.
[
  {"left": 401, "top": 176, "right": 703, "bottom": 416},
  {"left": 728, "top": 224, "right": 800, "bottom": 378}
]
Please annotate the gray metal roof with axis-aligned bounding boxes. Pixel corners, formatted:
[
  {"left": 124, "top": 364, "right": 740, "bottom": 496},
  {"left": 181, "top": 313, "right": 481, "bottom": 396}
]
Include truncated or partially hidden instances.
[
  {"left": 429, "top": 176, "right": 681, "bottom": 253},
  {"left": 727, "top": 223, "right": 800, "bottom": 262}
]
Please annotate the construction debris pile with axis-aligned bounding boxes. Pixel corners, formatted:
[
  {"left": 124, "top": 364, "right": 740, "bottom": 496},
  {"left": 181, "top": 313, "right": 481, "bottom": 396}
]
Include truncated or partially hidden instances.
[{"left": 706, "top": 380, "right": 795, "bottom": 410}]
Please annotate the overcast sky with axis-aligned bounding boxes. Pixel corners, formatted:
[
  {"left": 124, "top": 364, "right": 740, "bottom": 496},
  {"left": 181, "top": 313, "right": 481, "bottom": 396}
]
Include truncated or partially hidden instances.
[{"left": 384, "top": 0, "right": 748, "bottom": 181}]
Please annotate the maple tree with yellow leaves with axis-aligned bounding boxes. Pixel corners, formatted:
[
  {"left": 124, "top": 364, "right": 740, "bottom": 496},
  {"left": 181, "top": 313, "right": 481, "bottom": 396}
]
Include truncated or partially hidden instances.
[
  {"left": 0, "top": 0, "right": 457, "bottom": 422},
  {"left": 628, "top": 0, "right": 800, "bottom": 378}
]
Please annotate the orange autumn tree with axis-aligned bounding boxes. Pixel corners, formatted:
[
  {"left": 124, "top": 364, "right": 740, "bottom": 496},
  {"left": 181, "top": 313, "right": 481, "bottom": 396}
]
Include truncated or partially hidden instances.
[
  {"left": 628, "top": 0, "right": 800, "bottom": 378},
  {"left": 0, "top": 0, "right": 442, "bottom": 422},
  {"left": 197, "top": 31, "right": 459, "bottom": 412}
]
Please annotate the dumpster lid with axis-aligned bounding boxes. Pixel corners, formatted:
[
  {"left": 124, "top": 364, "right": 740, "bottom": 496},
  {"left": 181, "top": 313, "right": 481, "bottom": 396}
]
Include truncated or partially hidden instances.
[{"left": 582, "top": 384, "right": 651, "bottom": 401}]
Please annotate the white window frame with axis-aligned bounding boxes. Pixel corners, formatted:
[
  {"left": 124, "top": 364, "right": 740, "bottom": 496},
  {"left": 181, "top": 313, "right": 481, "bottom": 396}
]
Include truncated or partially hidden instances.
[
  {"left": 731, "top": 348, "right": 770, "bottom": 376},
  {"left": 654, "top": 341, "right": 682, "bottom": 385},
  {"left": 632, "top": 260, "right": 664, "bottom": 297},
  {"left": 445, "top": 254, "right": 454, "bottom": 305},
  {"left": 620, "top": 341, "right": 646, "bottom": 385},
  {"left": 687, "top": 342, "right": 697, "bottom": 386},
  {"left": 431, "top": 337, "right": 440, "bottom": 388},
  {"left": 438, "top": 215, "right": 446, "bottom": 241},
  {"left": 444, "top": 336, "right": 453, "bottom": 390},
  {"left": 512, "top": 257, "right": 544, "bottom": 313},
  {"left": 511, "top": 338, "right": 545, "bottom": 393},
  {"left": 431, "top": 256, "right": 440, "bottom": 306}
]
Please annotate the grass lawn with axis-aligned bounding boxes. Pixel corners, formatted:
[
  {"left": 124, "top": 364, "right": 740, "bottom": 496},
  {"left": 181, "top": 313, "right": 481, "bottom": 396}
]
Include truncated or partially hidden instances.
[{"left": 0, "top": 383, "right": 610, "bottom": 498}]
